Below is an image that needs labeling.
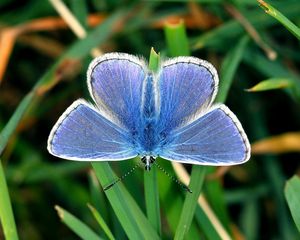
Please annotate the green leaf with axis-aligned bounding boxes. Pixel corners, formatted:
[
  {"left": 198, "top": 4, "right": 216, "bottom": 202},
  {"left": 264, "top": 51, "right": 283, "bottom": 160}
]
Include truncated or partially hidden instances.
[
  {"left": 55, "top": 205, "right": 103, "bottom": 240},
  {"left": 0, "top": 160, "right": 19, "bottom": 240},
  {"left": 285, "top": 175, "right": 300, "bottom": 232},
  {"left": 157, "top": 160, "right": 200, "bottom": 239},
  {"left": 258, "top": 0, "right": 300, "bottom": 40},
  {"left": 243, "top": 49, "right": 300, "bottom": 101},
  {"left": 70, "top": 0, "right": 88, "bottom": 29},
  {"left": 216, "top": 36, "right": 249, "bottom": 103},
  {"left": 92, "top": 162, "right": 160, "bottom": 240},
  {"left": 148, "top": 47, "right": 160, "bottom": 72},
  {"left": 247, "top": 78, "right": 295, "bottom": 92},
  {"left": 174, "top": 166, "right": 206, "bottom": 240},
  {"left": 87, "top": 204, "right": 116, "bottom": 240}
]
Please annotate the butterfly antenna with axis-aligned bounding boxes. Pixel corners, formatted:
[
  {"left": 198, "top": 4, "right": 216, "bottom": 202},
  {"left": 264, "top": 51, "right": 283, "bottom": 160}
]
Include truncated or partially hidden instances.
[
  {"left": 103, "top": 163, "right": 141, "bottom": 191},
  {"left": 153, "top": 161, "right": 192, "bottom": 193}
]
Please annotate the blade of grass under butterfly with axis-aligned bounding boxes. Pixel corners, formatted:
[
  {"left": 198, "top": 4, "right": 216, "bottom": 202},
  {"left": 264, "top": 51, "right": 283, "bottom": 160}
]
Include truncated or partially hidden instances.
[
  {"left": 144, "top": 47, "right": 161, "bottom": 235},
  {"left": 0, "top": 160, "right": 19, "bottom": 240},
  {"left": 87, "top": 204, "right": 116, "bottom": 240},
  {"left": 157, "top": 159, "right": 200, "bottom": 239},
  {"left": 92, "top": 162, "right": 160, "bottom": 240},
  {"left": 257, "top": 0, "right": 300, "bottom": 40},
  {"left": 55, "top": 205, "right": 103, "bottom": 240},
  {"left": 0, "top": 9, "right": 124, "bottom": 155},
  {"left": 174, "top": 166, "right": 207, "bottom": 240}
]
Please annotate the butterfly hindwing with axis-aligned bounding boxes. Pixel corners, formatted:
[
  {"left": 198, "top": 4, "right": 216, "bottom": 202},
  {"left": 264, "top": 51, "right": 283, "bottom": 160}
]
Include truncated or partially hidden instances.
[
  {"left": 47, "top": 100, "right": 137, "bottom": 161},
  {"left": 159, "top": 105, "right": 250, "bottom": 165}
]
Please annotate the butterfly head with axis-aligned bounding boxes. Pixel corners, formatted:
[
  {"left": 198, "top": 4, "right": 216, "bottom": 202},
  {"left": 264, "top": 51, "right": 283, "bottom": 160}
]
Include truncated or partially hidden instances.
[{"left": 141, "top": 155, "right": 156, "bottom": 171}]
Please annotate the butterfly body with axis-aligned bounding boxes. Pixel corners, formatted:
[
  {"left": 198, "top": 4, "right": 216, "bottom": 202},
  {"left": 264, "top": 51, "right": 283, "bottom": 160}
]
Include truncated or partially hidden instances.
[
  {"left": 138, "top": 72, "right": 160, "bottom": 156},
  {"left": 47, "top": 53, "right": 250, "bottom": 168}
]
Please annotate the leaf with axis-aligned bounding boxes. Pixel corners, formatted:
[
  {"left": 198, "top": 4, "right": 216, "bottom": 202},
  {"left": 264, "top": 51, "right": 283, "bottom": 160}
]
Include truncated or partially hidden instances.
[
  {"left": 55, "top": 205, "right": 103, "bottom": 240},
  {"left": 251, "top": 132, "right": 300, "bottom": 154},
  {"left": 243, "top": 50, "right": 300, "bottom": 101},
  {"left": 285, "top": 175, "right": 300, "bottom": 232},
  {"left": 174, "top": 166, "right": 206, "bottom": 240},
  {"left": 0, "top": 160, "right": 19, "bottom": 240},
  {"left": 246, "top": 78, "right": 295, "bottom": 92},
  {"left": 87, "top": 204, "right": 116, "bottom": 240},
  {"left": 216, "top": 35, "right": 249, "bottom": 103}
]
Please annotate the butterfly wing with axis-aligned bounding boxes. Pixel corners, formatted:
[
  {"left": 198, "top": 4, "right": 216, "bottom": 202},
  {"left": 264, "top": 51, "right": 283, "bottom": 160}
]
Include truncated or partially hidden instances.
[
  {"left": 157, "top": 57, "right": 218, "bottom": 133},
  {"left": 159, "top": 105, "right": 250, "bottom": 165},
  {"left": 47, "top": 100, "right": 137, "bottom": 161},
  {"left": 87, "top": 53, "right": 147, "bottom": 130}
]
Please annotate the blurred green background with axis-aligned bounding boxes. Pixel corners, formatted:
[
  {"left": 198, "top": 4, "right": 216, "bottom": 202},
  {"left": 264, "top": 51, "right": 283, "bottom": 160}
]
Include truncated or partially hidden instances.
[{"left": 1, "top": 0, "right": 300, "bottom": 239}]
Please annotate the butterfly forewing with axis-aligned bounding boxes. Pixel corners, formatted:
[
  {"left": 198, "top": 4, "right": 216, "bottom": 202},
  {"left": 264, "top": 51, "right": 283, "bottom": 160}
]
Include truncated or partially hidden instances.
[
  {"left": 157, "top": 57, "right": 218, "bottom": 133},
  {"left": 87, "top": 53, "right": 147, "bottom": 130},
  {"left": 47, "top": 100, "right": 137, "bottom": 161}
]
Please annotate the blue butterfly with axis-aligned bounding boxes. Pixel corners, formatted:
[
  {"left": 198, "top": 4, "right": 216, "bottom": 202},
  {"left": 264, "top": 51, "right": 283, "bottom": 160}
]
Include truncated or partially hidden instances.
[{"left": 47, "top": 53, "right": 250, "bottom": 170}]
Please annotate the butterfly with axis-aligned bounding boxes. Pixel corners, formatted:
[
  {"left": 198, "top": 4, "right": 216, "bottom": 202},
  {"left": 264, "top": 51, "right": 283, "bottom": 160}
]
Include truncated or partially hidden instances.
[{"left": 47, "top": 53, "right": 251, "bottom": 171}]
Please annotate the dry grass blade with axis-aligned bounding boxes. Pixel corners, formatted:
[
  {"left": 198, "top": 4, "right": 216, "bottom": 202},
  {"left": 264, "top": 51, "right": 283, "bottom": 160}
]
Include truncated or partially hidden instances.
[
  {"left": 0, "top": 14, "right": 106, "bottom": 84},
  {"left": 252, "top": 132, "right": 300, "bottom": 154},
  {"left": 49, "top": 0, "right": 103, "bottom": 57}
]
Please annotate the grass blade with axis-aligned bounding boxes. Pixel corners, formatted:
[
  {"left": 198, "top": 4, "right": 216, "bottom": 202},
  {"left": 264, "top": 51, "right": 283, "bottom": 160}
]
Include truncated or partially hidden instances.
[
  {"left": 87, "top": 204, "right": 116, "bottom": 240},
  {"left": 55, "top": 205, "right": 102, "bottom": 240},
  {"left": 174, "top": 166, "right": 206, "bottom": 240},
  {"left": 246, "top": 78, "right": 296, "bottom": 92},
  {"left": 164, "top": 20, "right": 190, "bottom": 56},
  {"left": 92, "top": 162, "right": 160, "bottom": 240},
  {"left": 157, "top": 160, "right": 200, "bottom": 238},
  {"left": 216, "top": 36, "right": 249, "bottom": 103},
  {"left": 285, "top": 175, "right": 300, "bottom": 232},
  {"left": 0, "top": 160, "right": 19, "bottom": 240},
  {"left": 258, "top": 0, "right": 300, "bottom": 40}
]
